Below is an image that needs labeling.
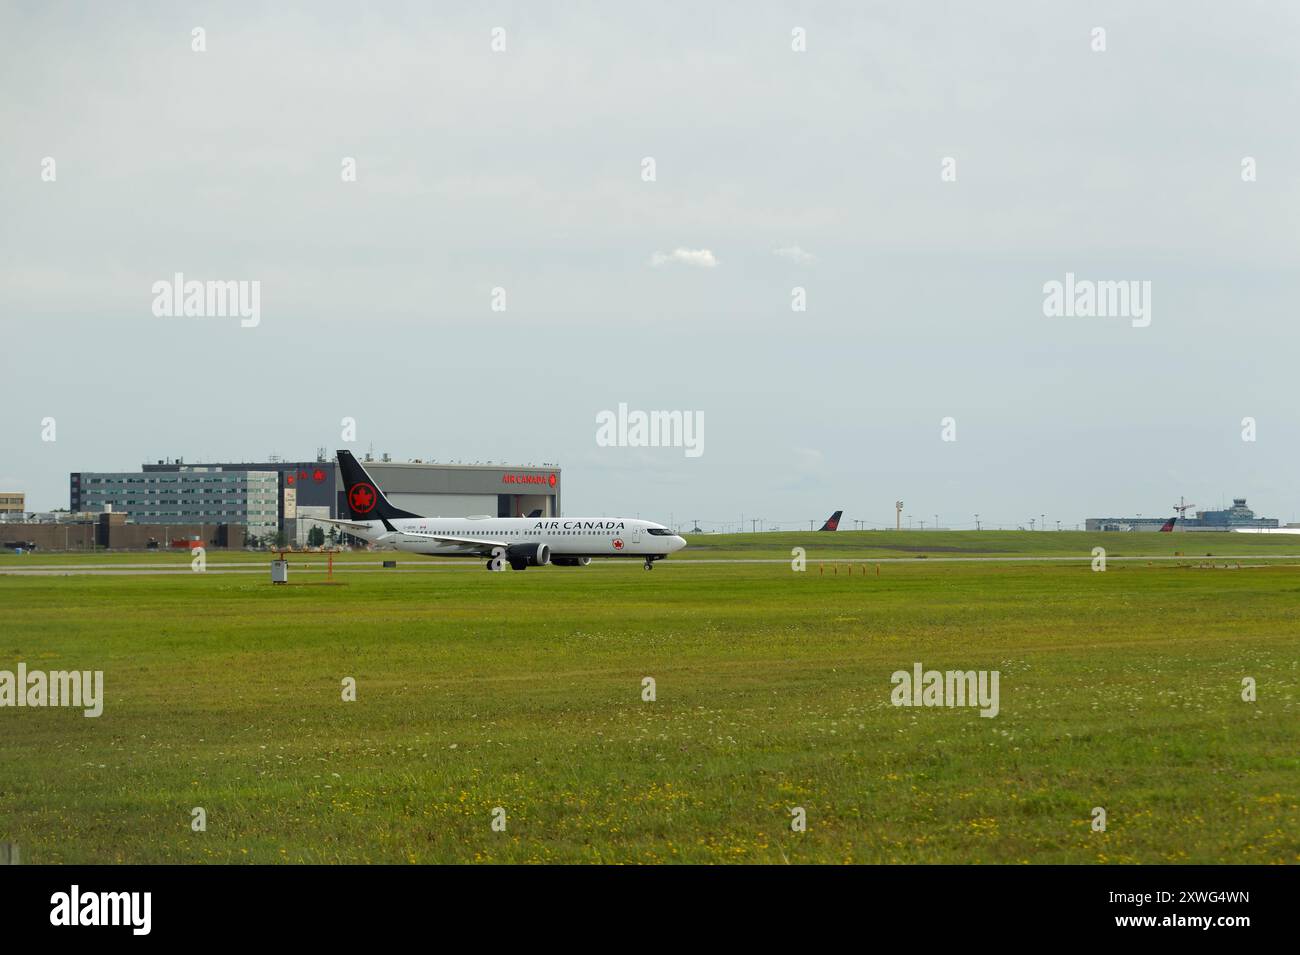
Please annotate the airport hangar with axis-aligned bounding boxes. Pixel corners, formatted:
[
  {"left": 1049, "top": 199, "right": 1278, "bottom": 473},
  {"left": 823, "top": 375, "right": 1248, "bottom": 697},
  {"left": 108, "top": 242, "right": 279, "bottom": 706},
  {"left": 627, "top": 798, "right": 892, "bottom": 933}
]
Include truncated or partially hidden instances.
[{"left": 137, "top": 454, "right": 561, "bottom": 524}]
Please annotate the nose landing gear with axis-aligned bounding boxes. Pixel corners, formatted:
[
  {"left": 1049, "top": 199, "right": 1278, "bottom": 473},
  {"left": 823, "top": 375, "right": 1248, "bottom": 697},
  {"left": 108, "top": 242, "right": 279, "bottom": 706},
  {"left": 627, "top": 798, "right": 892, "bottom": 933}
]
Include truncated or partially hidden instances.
[{"left": 643, "top": 558, "right": 656, "bottom": 571}]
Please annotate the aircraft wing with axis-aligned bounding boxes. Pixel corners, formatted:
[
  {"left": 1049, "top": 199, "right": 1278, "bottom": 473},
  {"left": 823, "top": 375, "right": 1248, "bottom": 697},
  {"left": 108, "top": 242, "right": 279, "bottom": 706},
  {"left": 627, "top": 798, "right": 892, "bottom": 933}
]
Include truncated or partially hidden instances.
[
  {"left": 316, "top": 518, "right": 506, "bottom": 553},
  {"left": 317, "top": 517, "right": 374, "bottom": 533},
  {"left": 390, "top": 530, "right": 507, "bottom": 553}
]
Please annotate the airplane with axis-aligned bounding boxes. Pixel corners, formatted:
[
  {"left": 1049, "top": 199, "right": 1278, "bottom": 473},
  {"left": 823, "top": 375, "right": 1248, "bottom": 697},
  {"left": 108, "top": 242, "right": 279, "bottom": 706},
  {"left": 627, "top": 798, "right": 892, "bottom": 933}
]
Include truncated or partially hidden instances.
[
  {"left": 322, "top": 450, "right": 687, "bottom": 571},
  {"left": 818, "top": 510, "right": 843, "bottom": 531}
]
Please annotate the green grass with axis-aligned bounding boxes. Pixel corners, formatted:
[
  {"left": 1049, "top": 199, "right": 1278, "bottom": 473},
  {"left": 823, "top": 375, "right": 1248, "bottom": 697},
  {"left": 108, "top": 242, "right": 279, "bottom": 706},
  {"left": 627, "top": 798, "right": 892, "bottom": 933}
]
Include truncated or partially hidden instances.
[
  {"left": 678, "top": 529, "right": 1300, "bottom": 560},
  {"left": 4, "top": 528, "right": 1299, "bottom": 565},
  {"left": 1, "top": 536, "right": 1297, "bottom": 864}
]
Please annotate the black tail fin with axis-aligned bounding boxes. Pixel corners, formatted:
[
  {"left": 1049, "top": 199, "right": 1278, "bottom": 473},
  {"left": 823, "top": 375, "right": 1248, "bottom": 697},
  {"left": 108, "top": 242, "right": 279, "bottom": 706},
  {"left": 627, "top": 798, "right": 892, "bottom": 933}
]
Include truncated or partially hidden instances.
[
  {"left": 336, "top": 450, "right": 421, "bottom": 520},
  {"left": 819, "top": 510, "right": 843, "bottom": 531}
]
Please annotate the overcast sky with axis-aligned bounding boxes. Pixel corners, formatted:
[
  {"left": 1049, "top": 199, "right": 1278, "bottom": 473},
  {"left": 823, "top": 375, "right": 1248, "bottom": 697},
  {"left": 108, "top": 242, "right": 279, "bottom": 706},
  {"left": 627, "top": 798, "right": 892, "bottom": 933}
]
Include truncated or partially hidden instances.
[{"left": 3, "top": 2, "right": 1298, "bottom": 528}]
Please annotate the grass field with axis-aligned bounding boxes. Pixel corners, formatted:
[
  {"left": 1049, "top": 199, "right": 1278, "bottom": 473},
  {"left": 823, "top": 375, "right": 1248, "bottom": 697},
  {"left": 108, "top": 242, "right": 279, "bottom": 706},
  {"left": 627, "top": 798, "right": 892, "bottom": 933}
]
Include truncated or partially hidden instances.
[
  {"left": 1, "top": 531, "right": 1297, "bottom": 864},
  {"left": 6, "top": 528, "right": 1300, "bottom": 565}
]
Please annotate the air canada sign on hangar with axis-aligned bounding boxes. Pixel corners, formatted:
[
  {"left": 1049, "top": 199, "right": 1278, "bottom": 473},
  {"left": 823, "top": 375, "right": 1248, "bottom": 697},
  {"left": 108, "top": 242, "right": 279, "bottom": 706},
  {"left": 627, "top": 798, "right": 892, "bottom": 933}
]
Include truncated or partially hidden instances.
[{"left": 503, "top": 473, "right": 557, "bottom": 487}]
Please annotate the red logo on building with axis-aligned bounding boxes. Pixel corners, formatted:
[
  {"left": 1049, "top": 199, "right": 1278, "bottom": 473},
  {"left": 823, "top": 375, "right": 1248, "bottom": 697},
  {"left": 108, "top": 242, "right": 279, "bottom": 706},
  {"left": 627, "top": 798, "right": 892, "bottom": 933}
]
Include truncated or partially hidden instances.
[
  {"left": 503, "top": 472, "right": 559, "bottom": 486},
  {"left": 312, "top": 469, "right": 326, "bottom": 483},
  {"left": 349, "top": 482, "right": 378, "bottom": 514},
  {"left": 612, "top": 538, "right": 624, "bottom": 550},
  {"left": 286, "top": 474, "right": 295, "bottom": 485}
]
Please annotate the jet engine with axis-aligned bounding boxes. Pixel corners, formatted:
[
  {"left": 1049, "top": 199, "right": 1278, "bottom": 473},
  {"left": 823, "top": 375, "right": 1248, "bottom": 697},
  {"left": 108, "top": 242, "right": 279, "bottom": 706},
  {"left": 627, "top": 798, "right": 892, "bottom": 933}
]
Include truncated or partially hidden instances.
[{"left": 505, "top": 542, "right": 551, "bottom": 568}]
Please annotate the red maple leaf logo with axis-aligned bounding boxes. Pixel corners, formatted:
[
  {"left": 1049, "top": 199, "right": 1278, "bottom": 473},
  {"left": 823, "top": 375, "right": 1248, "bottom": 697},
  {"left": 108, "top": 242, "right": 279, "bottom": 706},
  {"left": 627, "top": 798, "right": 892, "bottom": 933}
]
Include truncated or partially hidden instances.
[
  {"left": 612, "top": 538, "right": 624, "bottom": 550},
  {"left": 349, "top": 483, "right": 377, "bottom": 514},
  {"left": 286, "top": 474, "right": 295, "bottom": 485},
  {"left": 549, "top": 473, "right": 557, "bottom": 487},
  {"left": 312, "top": 469, "right": 325, "bottom": 483}
]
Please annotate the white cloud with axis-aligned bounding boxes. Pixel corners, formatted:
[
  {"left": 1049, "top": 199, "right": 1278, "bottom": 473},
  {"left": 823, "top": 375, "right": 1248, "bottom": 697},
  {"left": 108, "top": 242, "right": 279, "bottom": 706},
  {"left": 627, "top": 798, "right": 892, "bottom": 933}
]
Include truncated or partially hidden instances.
[
  {"left": 774, "top": 245, "right": 815, "bottom": 264},
  {"left": 650, "top": 248, "right": 719, "bottom": 268}
]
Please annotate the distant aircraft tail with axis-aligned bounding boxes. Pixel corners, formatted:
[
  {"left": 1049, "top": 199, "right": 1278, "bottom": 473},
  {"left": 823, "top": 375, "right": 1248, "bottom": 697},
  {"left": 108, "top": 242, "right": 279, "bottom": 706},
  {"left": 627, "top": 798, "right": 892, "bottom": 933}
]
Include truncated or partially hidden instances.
[
  {"left": 818, "top": 510, "right": 843, "bottom": 531},
  {"left": 1159, "top": 517, "right": 1177, "bottom": 532},
  {"left": 336, "top": 450, "right": 422, "bottom": 521}
]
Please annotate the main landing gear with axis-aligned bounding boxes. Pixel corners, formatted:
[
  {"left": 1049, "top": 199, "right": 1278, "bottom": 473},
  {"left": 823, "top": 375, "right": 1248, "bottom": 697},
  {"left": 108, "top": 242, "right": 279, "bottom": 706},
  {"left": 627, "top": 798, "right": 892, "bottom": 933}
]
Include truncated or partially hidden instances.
[{"left": 483, "top": 558, "right": 531, "bottom": 571}]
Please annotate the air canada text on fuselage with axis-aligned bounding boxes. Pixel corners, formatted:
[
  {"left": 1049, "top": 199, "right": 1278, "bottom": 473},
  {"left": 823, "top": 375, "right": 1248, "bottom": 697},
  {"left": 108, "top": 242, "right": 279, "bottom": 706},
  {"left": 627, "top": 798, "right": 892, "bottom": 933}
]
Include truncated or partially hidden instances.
[{"left": 531, "top": 520, "right": 625, "bottom": 530}]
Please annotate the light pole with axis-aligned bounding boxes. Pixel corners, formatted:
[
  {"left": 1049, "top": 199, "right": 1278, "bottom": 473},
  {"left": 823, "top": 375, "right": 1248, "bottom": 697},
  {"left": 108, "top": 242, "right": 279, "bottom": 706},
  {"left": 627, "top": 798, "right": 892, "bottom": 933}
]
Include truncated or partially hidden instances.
[
  {"left": 975, "top": 513, "right": 980, "bottom": 531},
  {"left": 895, "top": 500, "right": 903, "bottom": 531}
]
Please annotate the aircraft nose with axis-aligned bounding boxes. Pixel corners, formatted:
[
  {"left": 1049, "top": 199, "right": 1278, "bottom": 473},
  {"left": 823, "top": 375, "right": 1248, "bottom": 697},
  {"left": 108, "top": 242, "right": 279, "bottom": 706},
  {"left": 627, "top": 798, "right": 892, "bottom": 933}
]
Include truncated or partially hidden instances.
[{"left": 672, "top": 535, "right": 687, "bottom": 552}]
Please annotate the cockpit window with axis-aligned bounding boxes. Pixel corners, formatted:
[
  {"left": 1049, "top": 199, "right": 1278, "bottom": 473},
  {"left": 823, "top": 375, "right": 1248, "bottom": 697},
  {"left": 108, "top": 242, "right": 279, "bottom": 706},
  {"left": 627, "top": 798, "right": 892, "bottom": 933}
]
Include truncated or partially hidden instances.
[{"left": 647, "top": 528, "right": 676, "bottom": 536}]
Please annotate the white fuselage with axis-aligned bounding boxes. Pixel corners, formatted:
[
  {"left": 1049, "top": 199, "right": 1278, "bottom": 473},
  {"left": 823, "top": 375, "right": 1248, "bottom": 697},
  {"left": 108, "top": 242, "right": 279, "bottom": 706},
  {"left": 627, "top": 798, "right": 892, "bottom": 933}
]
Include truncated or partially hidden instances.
[{"left": 347, "top": 515, "right": 686, "bottom": 560}]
